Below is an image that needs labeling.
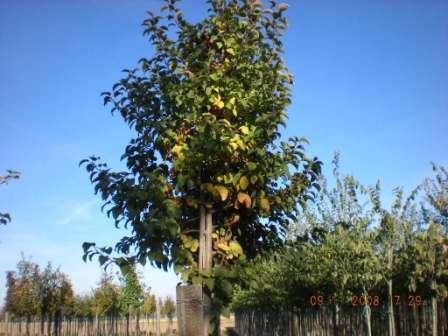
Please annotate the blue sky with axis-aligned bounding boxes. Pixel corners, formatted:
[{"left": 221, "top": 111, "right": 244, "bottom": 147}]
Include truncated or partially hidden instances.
[{"left": 1, "top": 0, "right": 447, "bottom": 305}]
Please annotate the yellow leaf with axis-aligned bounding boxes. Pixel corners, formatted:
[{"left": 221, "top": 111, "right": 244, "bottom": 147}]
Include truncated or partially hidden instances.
[
  {"left": 229, "top": 142, "right": 238, "bottom": 151},
  {"left": 215, "top": 185, "right": 229, "bottom": 201},
  {"left": 239, "top": 176, "right": 249, "bottom": 191},
  {"left": 229, "top": 241, "right": 243, "bottom": 257},
  {"left": 217, "top": 242, "right": 230, "bottom": 252},
  {"left": 226, "top": 48, "right": 235, "bottom": 55},
  {"left": 239, "top": 126, "right": 249, "bottom": 135},
  {"left": 236, "top": 138, "right": 246, "bottom": 150},
  {"left": 171, "top": 144, "right": 184, "bottom": 157},
  {"left": 260, "top": 198, "right": 270, "bottom": 212},
  {"left": 237, "top": 192, "right": 252, "bottom": 208},
  {"left": 190, "top": 240, "right": 199, "bottom": 252},
  {"left": 212, "top": 95, "right": 224, "bottom": 109}
]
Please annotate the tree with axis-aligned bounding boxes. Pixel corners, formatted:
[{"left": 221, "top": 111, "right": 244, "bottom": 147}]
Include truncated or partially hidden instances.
[
  {"left": 0, "top": 170, "right": 20, "bottom": 225},
  {"left": 142, "top": 291, "right": 156, "bottom": 317},
  {"left": 4, "top": 256, "right": 40, "bottom": 336},
  {"left": 421, "top": 164, "right": 448, "bottom": 228},
  {"left": 161, "top": 296, "right": 176, "bottom": 334},
  {"left": 119, "top": 263, "right": 144, "bottom": 336},
  {"left": 234, "top": 155, "right": 381, "bottom": 336},
  {"left": 368, "top": 186, "right": 415, "bottom": 336},
  {"left": 401, "top": 164, "right": 448, "bottom": 336},
  {"left": 92, "top": 271, "right": 121, "bottom": 334},
  {"left": 142, "top": 290, "right": 157, "bottom": 332},
  {"left": 73, "top": 294, "right": 94, "bottom": 318},
  {"left": 34, "top": 263, "right": 74, "bottom": 336},
  {"left": 81, "top": 2, "right": 320, "bottom": 333},
  {"left": 408, "top": 222, "right": 448, "bottom": 336},
  {"left": 300, "top": 155, "right": 381, "bottom": 336},
  {"left": 4, "top": 257, "right": 74, "bottom": 336}
]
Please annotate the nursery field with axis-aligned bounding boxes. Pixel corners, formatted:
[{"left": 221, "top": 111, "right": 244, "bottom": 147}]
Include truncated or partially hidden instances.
[{"left": 0, "top": 315, "right": 235, "bottom": 336}]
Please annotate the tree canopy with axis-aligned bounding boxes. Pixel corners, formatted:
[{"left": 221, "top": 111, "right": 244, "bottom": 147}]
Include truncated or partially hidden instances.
[
  {"left": 232, "top": 162, "right": 448, "bottom": 329},
  {"left": 81, "top": 0, "right": 321, "bottom": 306}
]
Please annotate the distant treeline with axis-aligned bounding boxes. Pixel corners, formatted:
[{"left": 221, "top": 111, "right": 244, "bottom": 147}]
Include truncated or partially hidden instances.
[
  {"left": 1, "top": 259, "right": 175, "bottom": 336},
  {"left": 231, "top": 161, "right": 448, "bottom": 335},
  {"left": 0, "top": 315, "right": 174, "bottom": 336}
]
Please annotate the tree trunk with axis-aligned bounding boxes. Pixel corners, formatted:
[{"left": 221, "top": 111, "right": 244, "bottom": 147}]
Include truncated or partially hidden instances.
[
  {"left": 431, "top": 279, "right": 438, "bottom": 336},
  {"left": 136, "top": 310, "right": 141, "bottom": 336},
  {"left": 95, "top": 314, "right": 99, "bottom": 336},
  {"left": 47, "top": 315, "right": 51, "bottom": 336},
  {"left": 156, "top": 302, "right": 161, "bottom": 336},
  {"left": 25, "top": 314, "right": 31, "bottom": 336},
  {"left": 53, "top": 309, "right": 61, "bottom": 336},
  {"left": 332, "top": 303, "right": 339, "bottom": 336},
  {"left": 40, "top": 313, "right": 45, "bottom": 336},
  {"left": 168, "top": 317, "right": 172, "bottom": 335},
  {"left": 199, "top": 206, "right": 216, "bottom": 336},
  {"left": 386, "top": 242, "right": 396, "bottom": 336},
  {"left": 126, "top": 311, "right": 130, "bottom": 336},
  {"left": 387, "top": 279, "right": 395, "bottom": 336},
  {"left": 363, "top": 304, "right": 372, "bottom": 336}
]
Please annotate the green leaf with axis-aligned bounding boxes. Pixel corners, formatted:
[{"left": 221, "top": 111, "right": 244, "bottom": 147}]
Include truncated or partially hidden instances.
[
  {"left": 260, "top": 198, "right": 270, "bottom": 212},
  {"left": 204, "top": 278, "right": 215, "bottom": 291},
  {"left": 239, "top": 176, "right": 249, "bottom": 191}
]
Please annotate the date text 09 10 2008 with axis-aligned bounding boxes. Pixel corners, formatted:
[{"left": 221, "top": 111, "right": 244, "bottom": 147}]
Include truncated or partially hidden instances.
[{"left": 309, "top": 294, "right": 422, "bottom": 307}]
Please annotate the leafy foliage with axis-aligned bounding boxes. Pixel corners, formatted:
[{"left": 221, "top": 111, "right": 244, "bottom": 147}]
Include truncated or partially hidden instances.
[
  {"left": 4, "top": 256, "right": 74, "bottom": 319},
  {"left": 92, "top": 272, "right": 122, "bottom": 317},
  {"left": 0, "top": 170, "right": 20, "bottom": 225},
  {"left": 142, "top": 291, "right": 157, "bottom": 316},
  {"left": 232, "top": 161, "right": 448, "bottom": 313},
  {"left": 119, "top": 263, "right": 144, "bottom": 314},
  {"left": 233, "top": 157, "right": 381, "bottom": 310},
  {"left": 160, "top": 296, "right": 176, "bottom": 319},
  {"left": 421, "top": 164, "right": 448, "bottom": 228},
  {"left": 81, "top": 0, "right": 321, "bottom": 305}
]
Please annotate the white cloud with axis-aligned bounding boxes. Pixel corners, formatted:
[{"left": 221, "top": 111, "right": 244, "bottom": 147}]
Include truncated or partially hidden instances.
[{"left": 58, "top": 199, "right": 97, "bottom": 225}]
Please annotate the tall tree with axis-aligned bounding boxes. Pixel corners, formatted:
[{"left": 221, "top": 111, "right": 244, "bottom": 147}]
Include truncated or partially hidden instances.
[
  {"left": 142, "top": 289, "right": 157, "bottom": 332},
  {"left": 404, "top": 164, "right": 448, "bottom": 336},
  {"left": 4, "top": 257, "right": 74, "bottom": 336},
  {"left": 235, "top": 155, "right": 380, "bottom": 336},
  {"left": 73, "top": 294, "right": 94, "bottom": 318},
  {"left": 369, "top": 186, "right": 410, "bottom": 336},
  {"left": 92, "top": 271, "right": 121, "bottom": 335},
  {"left": 34, "top": 263, "right": 74, "bottom": 336},
  {"left": 300, "top": 155, "right": 380, "bottom": 336},
  {"left": 119, "top": 263, "right": 144, "bottom": 336},
  {"left": 81, "top": 0, "right": 320, "bottom": 333},
  {"left": 4, "top": 257, "right": 40, "bottom": 336},
  {"left": 161, "top": 296, "right": 176, "bottom": 335},
  {"left": 142, "top": 291, "right": 156, "bottom": 318},
  {"left": 0, "top": 170, "right": 20, "bottom": 225},
  {"left": 421, "top": 164, "right": 448, "bottom": 228}
]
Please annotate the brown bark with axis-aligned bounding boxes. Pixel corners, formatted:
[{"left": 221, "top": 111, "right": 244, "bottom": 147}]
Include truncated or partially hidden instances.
[
  {"left": 431, "top": 279, "right": 438, "bottom": 336},
  {"left": 387, "top": 279, "right": 395, "bottom": 336}
]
